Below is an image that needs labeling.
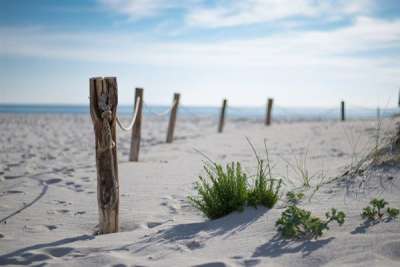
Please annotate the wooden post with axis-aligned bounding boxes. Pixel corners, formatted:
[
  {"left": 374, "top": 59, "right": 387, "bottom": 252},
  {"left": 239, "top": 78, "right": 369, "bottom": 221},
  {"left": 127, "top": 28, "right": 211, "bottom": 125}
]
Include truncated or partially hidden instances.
[
  {"left": 266, "top": 98, "right": 274, "bottom": 126},
  {"left": 129, "top": 88, "right": 143, "bottom": 162},
  {"left": 166, "top": 93, "right": 180, "bottom": 143},
  {"left": 341, "top": 101, "right": 345, "bottom": 121},
  {"left": 218, "top": 99, "right": 227, "bottom": 133},
  {"left": 89, "top": 77, "right": 119, "bottom": 234},
  {"left": 398, "top": 89, "right": 400, "bottom": 107}
]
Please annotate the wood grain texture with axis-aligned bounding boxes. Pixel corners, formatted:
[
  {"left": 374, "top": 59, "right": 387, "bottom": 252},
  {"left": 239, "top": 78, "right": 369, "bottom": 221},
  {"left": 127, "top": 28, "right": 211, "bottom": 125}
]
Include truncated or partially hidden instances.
[
  {"left": 129, "top": 88, "right": 144, "bottom": 162},
  {"left": 166, "top": 93, "right": 180, "bottom": 143},
  {"left": 89, "top": 77, "right": 119, "bottom": 234}
]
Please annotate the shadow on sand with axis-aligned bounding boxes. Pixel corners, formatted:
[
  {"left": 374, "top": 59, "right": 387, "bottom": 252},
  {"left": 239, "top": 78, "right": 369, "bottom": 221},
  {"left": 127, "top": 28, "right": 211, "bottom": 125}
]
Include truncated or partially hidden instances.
[
  {"left": 0, "top": 234, "right": 94, "bottom": 266},
  {"left": 351, "top": 217, "right": 395, "bottom": 235},
  {"left": 253, "top": 233, "right": 334, "bottom": 258},
  {"left": 133, "top": 207, "right": 268, "bottom": 253}
]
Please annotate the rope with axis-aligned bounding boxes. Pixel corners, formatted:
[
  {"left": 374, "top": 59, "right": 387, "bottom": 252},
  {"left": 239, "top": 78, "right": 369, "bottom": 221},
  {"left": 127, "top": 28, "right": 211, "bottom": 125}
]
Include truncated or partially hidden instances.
[
  {"left": 143, "top": 99, "right": 177, "bottom": 117},
  {"left": 96, "top": 94, "right": 115, "bottom": 153},
  {"left": 98, "top": 110, "right": 115, "bottom": 153},
  {"left": 116, "top": 96, "right": 141, "bottom": 131}
]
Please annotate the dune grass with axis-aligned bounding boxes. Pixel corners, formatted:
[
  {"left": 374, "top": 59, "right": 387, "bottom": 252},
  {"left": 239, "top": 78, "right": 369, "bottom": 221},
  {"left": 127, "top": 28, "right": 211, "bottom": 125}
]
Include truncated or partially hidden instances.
[
  {"left": 247, "top": 138, "right": 282, "bottom": 209},
  {"left": 190, "top": 139, "right": 282, "bottom": 219},
  {"left": 189, "top": 162, "right": 248, "bottom": 219}
]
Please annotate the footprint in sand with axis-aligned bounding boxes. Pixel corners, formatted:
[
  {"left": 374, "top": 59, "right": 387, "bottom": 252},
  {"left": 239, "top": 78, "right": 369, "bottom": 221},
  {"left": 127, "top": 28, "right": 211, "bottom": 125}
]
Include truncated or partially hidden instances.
[
  {"left": 147, "top": 222, "right": 164, "bottom": 228},
  {"left": 45, "top": 225, "right": 58, "bottom": 231},
  {"left": 54, "top": 200, "right": 67, "bottom": 205},
  {"left": 23, "top": 225, "right": 56, "bottom": 233},
  {"left": 81, "top": 177, "right": 90, "bottom": 182},
  {"left": 193, "top": 262, "right": 228, "bottom": 267},
  {"left": 46, "top": 178, "right": 62, "bottom": 185},
  {"left": 160, "top": 199, "right": 180, "bottom": 214},
  {"left": 242, "top": 259, "right": 261, "bottom": 266},
  {"left": 184, "top": 239, "right": 204, "bottom": 250},
  {"left": 1, "top": 190, "right": 24, "bottom": 196},
  {"left": 4, "top": 169, "right": 27, "bottom": 180},
  {"left": 64, "top": 181, "right": 85, "bottom": 192},
  {"left": 56, "top": 209, "right": 70, "bottom": 214}
]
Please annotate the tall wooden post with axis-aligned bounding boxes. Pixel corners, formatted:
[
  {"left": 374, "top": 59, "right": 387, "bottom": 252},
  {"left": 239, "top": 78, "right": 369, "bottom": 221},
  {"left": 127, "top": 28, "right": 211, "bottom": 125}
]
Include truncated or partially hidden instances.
[
  {"left": 266, "top": 98, "right": 274, "bottom": 126},
  {"left": 166, "top": 93, "right": 180, "bottom": 143},
  {"left": 129, "top": 88, "right": 143, "bottom": 162},
  {"left": 218, "top": 99, "right": 227, "bottom": 133},
  {"left": 89, "top": 77, "right": 119, "bottom": 234},
  {"left": 341, "top": 101, "right": 345, "bottom": 121}
]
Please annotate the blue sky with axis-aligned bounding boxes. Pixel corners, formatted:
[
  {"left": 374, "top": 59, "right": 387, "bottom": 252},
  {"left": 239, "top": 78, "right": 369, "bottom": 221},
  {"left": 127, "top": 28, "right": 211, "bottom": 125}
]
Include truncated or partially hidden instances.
[{"left": 0, "top": 0, "right": 400, "bottom": 107}]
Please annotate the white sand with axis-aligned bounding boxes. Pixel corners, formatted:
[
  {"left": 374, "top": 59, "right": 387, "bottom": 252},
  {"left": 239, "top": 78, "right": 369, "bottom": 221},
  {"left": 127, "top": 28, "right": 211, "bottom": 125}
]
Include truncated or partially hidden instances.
[{"left": 0, "top": 114, "right": 399, "bottom": 266}]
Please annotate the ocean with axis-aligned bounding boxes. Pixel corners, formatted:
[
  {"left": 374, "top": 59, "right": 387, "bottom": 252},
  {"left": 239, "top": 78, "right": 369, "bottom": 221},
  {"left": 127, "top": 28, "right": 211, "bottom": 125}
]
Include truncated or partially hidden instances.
[{"left": 0, "top": 104, "right": 398, "bottom": 121}]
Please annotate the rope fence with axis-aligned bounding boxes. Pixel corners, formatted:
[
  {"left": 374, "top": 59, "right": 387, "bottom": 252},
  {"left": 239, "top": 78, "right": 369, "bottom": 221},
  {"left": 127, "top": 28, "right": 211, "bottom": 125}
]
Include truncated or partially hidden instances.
[
  {"left": 116, "top": 96, "right": 141, "bottom": 131},
  {"left": 88, "top": 76, "right": 400, "bottom": 235},
  {"left": 142, "top": 99, "right": 177, "bottom": 117}
]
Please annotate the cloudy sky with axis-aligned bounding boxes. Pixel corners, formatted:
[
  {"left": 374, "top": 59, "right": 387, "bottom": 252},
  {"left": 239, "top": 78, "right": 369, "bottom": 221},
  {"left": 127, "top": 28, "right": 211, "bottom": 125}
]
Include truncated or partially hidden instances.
[{"left": 0, "top": 0, "right": 399, "bottom": 107}]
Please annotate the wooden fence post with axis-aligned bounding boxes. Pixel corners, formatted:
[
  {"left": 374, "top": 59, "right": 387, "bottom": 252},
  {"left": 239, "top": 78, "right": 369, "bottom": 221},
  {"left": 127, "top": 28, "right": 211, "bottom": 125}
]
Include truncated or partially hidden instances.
[
  {"left": 266, "top": 98, "right": 274, "bottom": 126},
  {"left": 341, "top": 101, "right": 345, "bottom": 121},
  {"left": 218, "top": 99, "right": 227, "bottom": 133},
  {"left": 166, "top": 93, "right": 180, "bottom": 143},
  {"left": 89, "top": 77, "right": 119, "bottom": 234},
  {"left": 398, "top": 89, "right": 400, "bottom": 107},
  {"left": 129, "top": 88, "right": 144, "bottom": 162}
]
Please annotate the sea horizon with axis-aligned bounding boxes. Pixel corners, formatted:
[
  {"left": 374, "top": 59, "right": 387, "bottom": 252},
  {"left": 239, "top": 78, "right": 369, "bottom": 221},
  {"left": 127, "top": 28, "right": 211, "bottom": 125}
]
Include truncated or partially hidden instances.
[{"left": 0, "top": 103, "right": 397, "bottom": 120}]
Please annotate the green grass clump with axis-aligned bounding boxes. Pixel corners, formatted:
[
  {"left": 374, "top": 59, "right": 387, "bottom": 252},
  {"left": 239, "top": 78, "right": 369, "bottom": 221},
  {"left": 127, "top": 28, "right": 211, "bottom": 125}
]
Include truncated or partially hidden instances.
[
  {"left": 189, "top": 162, "right": 248, "bottom": 219},
  {"left": 190, "top": 139, "right": 282, "bottom": 219},
  {"left": 247, "top": 169, "right": 281, "bottom": 208},
  {"left": 247, "top": 155, "right": 282, "bottom": 209},
  {"left": 362, "top": 198, "right": 399, "bottom": 221},
  {"left": 276, "top": 206, "right": 345, "bottom": 239}
]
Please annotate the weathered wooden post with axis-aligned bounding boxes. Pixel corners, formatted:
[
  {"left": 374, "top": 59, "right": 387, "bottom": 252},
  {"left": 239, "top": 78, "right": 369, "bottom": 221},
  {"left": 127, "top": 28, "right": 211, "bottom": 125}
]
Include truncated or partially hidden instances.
[
  {"left": 266, "top": 98, "right": 274, "bottom": 126},
  {"left": 166, "top": 93, "right": 180, "bottom": 143},
  {"left": 89, "top": 77, "right": 119, "bottom": 234},
  {"left": 218, "top": 99, "right": 227, "bottom": 133},
  {"left": 129, "top": 88, "right": 143, "bottom": 162},
  {"left": 341, "top": 101, "right": 345, "bottom": 121},
  {"left": 398, "top": 89, "right": 400, "bottom": 107}
]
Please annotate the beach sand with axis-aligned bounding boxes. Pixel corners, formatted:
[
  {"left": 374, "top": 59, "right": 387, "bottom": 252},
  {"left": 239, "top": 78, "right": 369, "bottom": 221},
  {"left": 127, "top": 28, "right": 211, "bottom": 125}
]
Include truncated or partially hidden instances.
[{"left": 1, "top": 114, "right": 400, "bottom": 266}]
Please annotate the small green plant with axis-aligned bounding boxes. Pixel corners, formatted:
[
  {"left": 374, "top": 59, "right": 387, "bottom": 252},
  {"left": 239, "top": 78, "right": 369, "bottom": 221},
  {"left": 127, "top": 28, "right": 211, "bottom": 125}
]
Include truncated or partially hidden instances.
[
  {"left": 286, "top": 191, "right": 304, "bottom": 205},
  {"left": 387, "top": 207, "right": 400, "bottom": 219},
  {"left": 189, "top": 162, "right": 248, "bottom": 219},
  {"left": 276, "top": 206, "right": 345, "bottom": 239},
  {"left": 190, "top": 139, "right": 283, "bottom": 219},
  {"left": 247, "top": 139, "right": 282, "bottom": 208},
  {"left": 361, "top": 198, "right": 398, "bottom": 221},
  {"left": 361, "top": 198, "right": 387, "bottom": 220}
]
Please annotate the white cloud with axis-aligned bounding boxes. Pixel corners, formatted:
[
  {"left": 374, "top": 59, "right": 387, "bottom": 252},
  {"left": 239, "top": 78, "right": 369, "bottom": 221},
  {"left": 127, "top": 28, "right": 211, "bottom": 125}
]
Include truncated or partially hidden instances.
[
  {"left": 1, "top": 17, "right": 398, "bottom": 67},
  {"left": 186, "top": 0, "right": 375, "bottom": 28},
  {"left": 99, "top": 0, "right": 374, "bottom": 27},
  {"left": 99, "top": 0, "right": 198, "bottom": 19},
  {"left": 1, "top": 16, "right": 399, "bottom": 106}
]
